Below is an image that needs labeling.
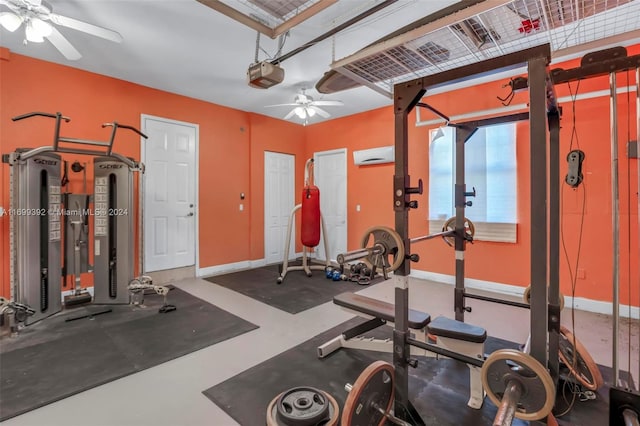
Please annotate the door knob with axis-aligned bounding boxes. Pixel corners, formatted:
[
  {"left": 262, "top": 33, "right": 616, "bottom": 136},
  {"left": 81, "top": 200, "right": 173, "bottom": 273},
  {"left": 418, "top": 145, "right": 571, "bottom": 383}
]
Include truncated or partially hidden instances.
[{"left": 186, "top": 212, "right": 194, "bottom": 217}]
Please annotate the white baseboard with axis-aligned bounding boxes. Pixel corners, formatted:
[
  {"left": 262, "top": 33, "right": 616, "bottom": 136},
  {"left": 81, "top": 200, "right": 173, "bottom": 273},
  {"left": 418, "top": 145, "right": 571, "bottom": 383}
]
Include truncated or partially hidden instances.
[
  {"left": 198, "top": 252, "right": 312, "bottom": 277},
  {"left": 411, "top": 269, "right": 640, "bottom": 319},
  {"left": 197, "top": 260, "right": 251, "bottom": 277},
  {"left": 249, "top": 258, "right": 267, "bottom": 269}
]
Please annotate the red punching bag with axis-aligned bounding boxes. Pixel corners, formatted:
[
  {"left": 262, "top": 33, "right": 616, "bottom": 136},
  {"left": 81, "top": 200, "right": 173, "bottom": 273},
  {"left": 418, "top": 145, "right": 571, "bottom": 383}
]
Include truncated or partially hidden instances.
[{"left": 301, "top": 185, "right": 321, "bottom": 247}]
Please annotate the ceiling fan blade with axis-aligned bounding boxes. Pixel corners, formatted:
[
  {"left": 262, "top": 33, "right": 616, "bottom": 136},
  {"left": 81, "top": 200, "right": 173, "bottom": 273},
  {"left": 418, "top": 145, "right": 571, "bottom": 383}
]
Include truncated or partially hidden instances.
[
  {"left": 283, "top": 109, "right": 297, "bottom": 120},
  {"left": 310, "top": 100, "right": 343, "bottom": 106},
  {"left": 1, "top": 0, "right": 21, "bottom": 13},
  {"left": 309, "top": 106, "right": 330, "bottom": 118},
  {"left": 49, "top": 13, "right": 123, "bottom": 43},
  {"left": 264, "top": 103, "right": 299, "bottom": 108},
  {"left": 46, "top": 27, "right": 81, "bottom": 60}
]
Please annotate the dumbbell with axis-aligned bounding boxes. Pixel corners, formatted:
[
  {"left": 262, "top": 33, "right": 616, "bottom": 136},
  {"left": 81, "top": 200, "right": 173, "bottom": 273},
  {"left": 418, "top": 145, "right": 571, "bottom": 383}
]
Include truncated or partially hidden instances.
[
  {"left": 350, "top": 262, "right": 367, "bottom": 275},
  {"left": 325, "top": 266, "right": 335, "bottom": 279}
]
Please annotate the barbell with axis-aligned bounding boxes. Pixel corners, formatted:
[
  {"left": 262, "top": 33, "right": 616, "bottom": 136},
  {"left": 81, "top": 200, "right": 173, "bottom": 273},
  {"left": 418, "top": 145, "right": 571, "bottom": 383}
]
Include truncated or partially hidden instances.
[
  {"left": 482, "top": 349, "right": 556, "bottom": 424},
  {"left": 337, "top": 217, "right": 476, "bottom": 274},
  {"left": 342, "top": 349, "right": 556, "bottom": 426},
  {"left": 341, "top": 361, "right": 406, "bottom": 426}
]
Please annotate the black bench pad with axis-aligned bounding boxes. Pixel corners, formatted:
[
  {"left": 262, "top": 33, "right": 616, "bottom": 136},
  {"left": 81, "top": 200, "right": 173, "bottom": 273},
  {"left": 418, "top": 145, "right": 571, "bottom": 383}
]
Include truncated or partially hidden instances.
[
  {"left": 333, "top": 292, "right": 430, "bottom": 329},
  {"left": 427, "top": 316, "right": 487, "bottom": 343}
]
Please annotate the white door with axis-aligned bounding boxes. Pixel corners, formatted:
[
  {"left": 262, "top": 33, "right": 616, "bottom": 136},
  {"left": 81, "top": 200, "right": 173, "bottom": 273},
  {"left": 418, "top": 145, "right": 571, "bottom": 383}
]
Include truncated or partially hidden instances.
[
  {"left": 264, "top": 152, "right": 295, "bottom": 265},
  {"left": 142, "top": 116, "right": 197, "bottom": 272},
  {"left": 314, "top": 149, "right": 347, "bottom": 261}
]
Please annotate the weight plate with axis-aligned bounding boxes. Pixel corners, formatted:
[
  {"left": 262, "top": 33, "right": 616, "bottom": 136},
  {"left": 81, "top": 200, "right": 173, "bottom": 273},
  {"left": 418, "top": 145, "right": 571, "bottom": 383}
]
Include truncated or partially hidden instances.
[
  {"left": 523, "top": 286, "right": 565, "bottom": 311},
  {"left": 558, "top": 326, "right": 603, "bottom": 391},
  {"left": 342, "top": 361, "right": 394, "bottom": 426},
  {"left": 359, "top": 226, "right": 405, "bottom": 273},
  {"left": 441, "top": 217, "right": 475, "bottom": 247},
  {"left": 266, "top": 388, "right": 339, "bottom": 426},
  {"left": 482, "top": 349, "right": 555, "bottom": 421}
]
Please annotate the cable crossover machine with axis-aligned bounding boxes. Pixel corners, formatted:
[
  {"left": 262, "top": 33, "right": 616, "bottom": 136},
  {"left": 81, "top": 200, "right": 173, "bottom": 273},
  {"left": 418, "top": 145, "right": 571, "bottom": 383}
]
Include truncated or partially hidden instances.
[
  {"left": 325, "top": 44, "right": 640, "bottom": 426},
  {"left": 1, "top": 111, "right": 175, "bottom": 334}
]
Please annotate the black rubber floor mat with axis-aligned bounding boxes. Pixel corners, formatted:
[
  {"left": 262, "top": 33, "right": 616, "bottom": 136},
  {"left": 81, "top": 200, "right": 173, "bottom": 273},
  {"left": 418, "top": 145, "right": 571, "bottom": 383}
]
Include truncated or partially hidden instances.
[
  {"left": 0, "top": 287, "right": 258, "bottom": 421},
  {"left": 202, "top": 317, "right": 628, "bottom": 426},
  {"left": 204, "top": 263, "right": 383, "bottom": 314}
]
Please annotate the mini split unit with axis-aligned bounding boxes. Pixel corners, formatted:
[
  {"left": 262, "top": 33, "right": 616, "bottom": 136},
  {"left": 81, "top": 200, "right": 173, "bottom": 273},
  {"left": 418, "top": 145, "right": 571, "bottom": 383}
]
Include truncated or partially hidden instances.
[{"left": 353, "top": 146, "right": 394, "bottom": 165}]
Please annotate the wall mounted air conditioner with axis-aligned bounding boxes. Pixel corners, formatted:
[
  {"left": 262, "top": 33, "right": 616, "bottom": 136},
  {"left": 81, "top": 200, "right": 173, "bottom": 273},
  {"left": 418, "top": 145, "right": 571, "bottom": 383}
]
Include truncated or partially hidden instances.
[{"left": 353, "top": 146, "right": 394, "bottom": 166}]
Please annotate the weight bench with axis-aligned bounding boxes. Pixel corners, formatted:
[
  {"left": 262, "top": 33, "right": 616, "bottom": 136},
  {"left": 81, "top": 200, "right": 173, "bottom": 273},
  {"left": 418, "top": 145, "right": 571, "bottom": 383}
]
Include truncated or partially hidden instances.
[{"left": 317, "top": 292, "right": 487, "bottom": 409}]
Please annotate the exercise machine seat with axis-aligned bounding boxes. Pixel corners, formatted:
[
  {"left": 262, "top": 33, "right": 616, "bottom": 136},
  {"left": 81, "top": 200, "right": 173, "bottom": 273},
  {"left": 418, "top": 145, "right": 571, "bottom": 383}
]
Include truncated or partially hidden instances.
[
  {"left": 427, "top": 316, "right": 487, "bottom": 343},
  {"left": 333, "top": 292, "right": 431, "bottom": 329}
]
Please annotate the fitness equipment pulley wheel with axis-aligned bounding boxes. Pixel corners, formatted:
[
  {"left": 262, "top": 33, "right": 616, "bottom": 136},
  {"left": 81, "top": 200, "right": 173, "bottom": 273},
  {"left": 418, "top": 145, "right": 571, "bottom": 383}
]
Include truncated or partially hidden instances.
[
  {"left": 266, "top": 387, "right": 339, "bottom": 426},
  {"left": 359, "top": 226, "right": 405, "bottom": 274},
  {"left": 482, "top": 349, "right": 556, "bottom": 423},
  {"left": 558, "top": 325, "right": 603, "bottom": 391}
]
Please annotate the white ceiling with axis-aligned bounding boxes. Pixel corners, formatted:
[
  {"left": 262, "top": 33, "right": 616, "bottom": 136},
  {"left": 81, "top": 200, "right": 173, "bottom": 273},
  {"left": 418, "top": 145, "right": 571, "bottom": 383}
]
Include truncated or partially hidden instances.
[
  {"left": 0, "top": 0, "right": 462, "bottom": 125},
  {"left": 2, "top": 0, "right": 639, "bottom": 126}
]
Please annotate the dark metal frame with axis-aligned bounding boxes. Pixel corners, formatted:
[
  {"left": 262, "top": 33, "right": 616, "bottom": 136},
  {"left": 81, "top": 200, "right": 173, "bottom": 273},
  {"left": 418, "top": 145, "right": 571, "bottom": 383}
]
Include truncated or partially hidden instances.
[
  {"left": 5, "top": 112, "right": 147, "bottom": 170},
  {"left": 391, "top": 43, "right": 640, "bottom": 423},
  {"left": 392, "top": 45, "right": 558, "bottom": 422}
]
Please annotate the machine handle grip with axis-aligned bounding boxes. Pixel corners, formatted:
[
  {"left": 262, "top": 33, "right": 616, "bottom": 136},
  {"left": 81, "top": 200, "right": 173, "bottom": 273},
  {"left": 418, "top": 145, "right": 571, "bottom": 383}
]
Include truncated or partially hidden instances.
[
  {"left": 12, "top": 111, "right": 71, "bottom": 122},
  {"left": 102, "top": 122, "right": 148, "bottom": 139}
]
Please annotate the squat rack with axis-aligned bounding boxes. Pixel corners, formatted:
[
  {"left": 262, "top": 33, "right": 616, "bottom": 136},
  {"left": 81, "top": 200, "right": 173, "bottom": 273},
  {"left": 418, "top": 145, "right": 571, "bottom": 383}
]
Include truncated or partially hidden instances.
[{"left": 391, "top": 43, "right": 640, "bottom": 423}]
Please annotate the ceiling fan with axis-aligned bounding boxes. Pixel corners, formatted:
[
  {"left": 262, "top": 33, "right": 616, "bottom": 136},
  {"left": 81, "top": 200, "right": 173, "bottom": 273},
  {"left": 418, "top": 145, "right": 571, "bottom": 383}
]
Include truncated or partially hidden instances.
[
  {"left": 266, "top": 90, "right": 343, "bottom": 124},
  {"left": 0, "top": 0, "right": 122, "bottom": 60}
]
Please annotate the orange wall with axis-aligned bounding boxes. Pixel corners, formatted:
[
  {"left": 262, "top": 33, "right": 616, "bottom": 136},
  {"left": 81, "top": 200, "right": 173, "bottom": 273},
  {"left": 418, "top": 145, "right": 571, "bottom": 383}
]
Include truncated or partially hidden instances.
[
  {"left": 0, "top": 50, "right": 305, "bottom": 297},
  {"left": 306, "top": 46, "right": 639, "bottom": 307},
  {"left": 1, "top": 45, "right": 638, "bottom": 307}
]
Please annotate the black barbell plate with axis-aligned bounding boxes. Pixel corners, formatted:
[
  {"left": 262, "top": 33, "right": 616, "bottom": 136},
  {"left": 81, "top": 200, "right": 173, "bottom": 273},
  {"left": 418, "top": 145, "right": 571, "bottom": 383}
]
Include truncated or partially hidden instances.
[
  {"left": 267, "top": 388, "right": 339, "bottom": 426},
  {"left": 276, "top": 387, "right": 330, "bottom": 426}
]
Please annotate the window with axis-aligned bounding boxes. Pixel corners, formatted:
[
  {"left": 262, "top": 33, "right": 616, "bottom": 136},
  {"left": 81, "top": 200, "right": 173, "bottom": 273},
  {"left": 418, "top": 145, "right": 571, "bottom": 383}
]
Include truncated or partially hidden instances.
[{"left": 428, "top": 123, "right": 517, "bottom": 242}]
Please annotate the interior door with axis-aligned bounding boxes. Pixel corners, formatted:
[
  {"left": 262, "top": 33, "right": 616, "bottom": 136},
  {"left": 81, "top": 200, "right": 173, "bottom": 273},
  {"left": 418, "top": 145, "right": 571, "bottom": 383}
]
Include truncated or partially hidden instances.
[
  {"left": 264, "top": 152, "right": 295, "bottom": 265},
  {"left": 314, "top": 149, "right": 347, "bottom": 261},
  {"left": 142, "top": 116, "right": 197, "bottom": 272}
]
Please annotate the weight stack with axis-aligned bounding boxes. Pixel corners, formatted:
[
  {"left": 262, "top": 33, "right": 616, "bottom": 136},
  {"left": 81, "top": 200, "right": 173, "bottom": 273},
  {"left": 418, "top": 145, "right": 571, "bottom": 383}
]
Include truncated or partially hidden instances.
[
  {"left": 12, "top": 151, "right": 62, "bottom": 324},
  {"left": 93, "top": 157, "right": 134, "bottom": 304}
]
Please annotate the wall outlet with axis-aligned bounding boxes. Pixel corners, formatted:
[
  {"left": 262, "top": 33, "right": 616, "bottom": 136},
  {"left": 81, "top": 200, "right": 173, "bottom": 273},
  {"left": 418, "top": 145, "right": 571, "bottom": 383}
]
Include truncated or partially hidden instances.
[
  {"left": 356, "top": 204, "right": 361, "bottom": 212},
  {"left": 239, "top": 203, "right": 244, "bottom": 211},
  {"left": 577, "top": 268, "right": 586, "bottom": 279}
]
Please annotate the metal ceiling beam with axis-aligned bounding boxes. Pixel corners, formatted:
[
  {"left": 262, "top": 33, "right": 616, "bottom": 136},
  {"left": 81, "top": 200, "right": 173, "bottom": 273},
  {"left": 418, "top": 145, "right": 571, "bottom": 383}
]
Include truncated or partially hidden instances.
[
  {"left": 272, "top": 0, "right": 337, "bottom": 38},
  {"left": 272, "top": 0, "right": 398, "bottom": 64},
  {"left": 196, "top": 0, "right": 274, "bottom": 37},
  {"left": 331, "top": 0, "right": 513, "bottom": 70}
]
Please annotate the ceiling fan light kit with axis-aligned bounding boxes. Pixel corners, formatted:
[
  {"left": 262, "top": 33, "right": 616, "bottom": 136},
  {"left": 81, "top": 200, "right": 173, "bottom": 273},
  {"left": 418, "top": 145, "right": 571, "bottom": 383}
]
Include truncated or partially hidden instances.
[
  {"left": 0, "top": 0, "right": 123, "bottom": 59},
  {"left": 265, "top": 90, "right": 343, "bottom": 124},
  {"left": 25, "top": 17, "right": 51, "bottom": 42},
  {"left": 0, "top": 10, "right": 21, "bottom": 31}
]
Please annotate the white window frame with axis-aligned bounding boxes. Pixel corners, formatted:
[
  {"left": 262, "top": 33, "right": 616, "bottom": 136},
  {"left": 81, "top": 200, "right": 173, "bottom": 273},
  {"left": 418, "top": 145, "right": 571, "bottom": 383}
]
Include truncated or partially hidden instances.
[{"left": 428, "top": 124, "right": 517, "bottom": 243}]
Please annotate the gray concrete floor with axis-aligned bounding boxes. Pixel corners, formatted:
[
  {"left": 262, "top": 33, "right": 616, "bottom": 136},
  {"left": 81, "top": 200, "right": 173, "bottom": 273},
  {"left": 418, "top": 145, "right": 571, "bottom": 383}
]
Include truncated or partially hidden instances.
[{"left": 1, "top": 276, "right": 638, "bottom": 426}]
